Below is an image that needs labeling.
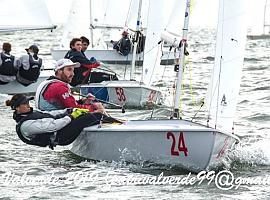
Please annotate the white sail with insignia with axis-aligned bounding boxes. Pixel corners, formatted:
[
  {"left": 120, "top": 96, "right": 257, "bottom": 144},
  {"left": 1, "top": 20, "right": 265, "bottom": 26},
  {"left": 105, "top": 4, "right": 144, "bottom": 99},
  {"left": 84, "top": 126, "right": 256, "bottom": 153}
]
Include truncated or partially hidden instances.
[{"left": 205, "top": 0, "right": 248, "bottom": 133}]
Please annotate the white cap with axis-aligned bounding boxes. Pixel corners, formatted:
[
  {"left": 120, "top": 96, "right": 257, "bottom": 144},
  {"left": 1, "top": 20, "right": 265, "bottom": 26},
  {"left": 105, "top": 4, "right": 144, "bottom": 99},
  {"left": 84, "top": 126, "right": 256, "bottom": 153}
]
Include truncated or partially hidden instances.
[{"left": 54, "top": 58, "right": 80, "bottom": 71}]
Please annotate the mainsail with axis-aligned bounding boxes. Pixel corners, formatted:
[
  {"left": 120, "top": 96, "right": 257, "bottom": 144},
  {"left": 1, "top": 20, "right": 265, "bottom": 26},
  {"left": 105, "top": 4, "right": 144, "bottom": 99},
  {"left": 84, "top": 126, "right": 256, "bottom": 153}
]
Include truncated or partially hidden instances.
[
  {"left": 206, "top": 0, "right": 248, "bottom": 133},
  {"left": 141, "top": 0, "right": 165, "bottom": 85},
  {"left": 60, "top": 0, "right": 91, "bottom": 48},
  {"left": 0, "top": 0, "right": 56, "bottom": 32}
]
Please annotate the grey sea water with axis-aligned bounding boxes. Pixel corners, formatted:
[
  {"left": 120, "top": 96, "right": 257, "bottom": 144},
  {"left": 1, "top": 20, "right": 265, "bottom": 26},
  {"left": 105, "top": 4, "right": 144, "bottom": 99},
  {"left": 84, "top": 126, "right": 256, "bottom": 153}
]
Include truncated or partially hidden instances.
[{"left": 0, "top": 27, "right": 269, "bottom": 199}]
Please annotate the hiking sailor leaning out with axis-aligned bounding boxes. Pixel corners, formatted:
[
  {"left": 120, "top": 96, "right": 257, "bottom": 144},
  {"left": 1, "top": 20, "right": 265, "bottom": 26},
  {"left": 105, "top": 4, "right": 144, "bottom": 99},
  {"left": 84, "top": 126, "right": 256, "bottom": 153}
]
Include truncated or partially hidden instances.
[
  {"left": 35, "top": 58, "right": 105, "bottom": 113},
  {"left": 0, "top": 42, "right": 18, "bottom": 85},
  {"left": 16, "top": 44, "right": 42, "bottom": 86},
  {"left": 6, "top": 94, "right": 116, "bottom": 149}
]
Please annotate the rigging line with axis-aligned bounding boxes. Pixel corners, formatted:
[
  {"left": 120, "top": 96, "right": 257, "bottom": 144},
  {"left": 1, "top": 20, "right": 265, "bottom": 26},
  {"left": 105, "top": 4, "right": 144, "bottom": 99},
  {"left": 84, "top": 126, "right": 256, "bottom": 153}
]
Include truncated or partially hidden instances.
[
  {"left": 149, "top": 44, "right": 167, "bottom": 119},
  {"left": 170, "top": 80, "right": 177, "bottom": 118},
  {"left": 187, "top": 57, "right": 196, "bottom": 107},
  {"left": 147, "top": 42, "right": 162, "bottom": 85},
  {"left": 123, "top": 56, "right": 129, "bottom": 79},
  {"left": 96, "top": 64, "right": 121, "bottom": 76},
  {"left": 207, "top": 0, "right": 224, "bottom": 125},
  {"left": 124, "top": 0, "right": 133, "bottom": 27},
  {"left": 179, "top": 59, "right": 187, "bottom": 115},
  {"left": 214, "top": 0, "right": 225, "bottom": 129}
]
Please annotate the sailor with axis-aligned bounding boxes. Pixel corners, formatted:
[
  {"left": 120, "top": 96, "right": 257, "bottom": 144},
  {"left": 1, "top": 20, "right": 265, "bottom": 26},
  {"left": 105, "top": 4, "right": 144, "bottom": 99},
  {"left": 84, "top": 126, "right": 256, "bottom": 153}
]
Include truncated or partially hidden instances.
[
  {"left": 35, "top": 58, "right": 105, "bottom": 113},
  {"left": 6, "top": 94, "right": 116, "bottom": 149},
  {"left": 80, "top": 36, "right": 90, "bottom": 57},
  {"left": 111, "top": 31, "right": 132, "bottom": 56},
  {"left": 16, "top": 44, "right": 42, "bottom": 86},
  {"left": 0, "top": 42, "right": 18, "bottom": 84},
  {"left": 64, "top": 38, "right": 101, "bottom": 86},
  {"left": 79, "top": 36, "right": 118, "bottom": 83}
]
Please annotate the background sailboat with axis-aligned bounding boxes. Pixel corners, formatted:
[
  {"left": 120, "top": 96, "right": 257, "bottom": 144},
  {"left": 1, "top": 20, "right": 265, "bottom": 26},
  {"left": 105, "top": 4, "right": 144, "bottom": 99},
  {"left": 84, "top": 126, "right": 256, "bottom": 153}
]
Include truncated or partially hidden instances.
[
  {"left": 50, "top": 0, "right": 174, "bottom": 65},
  {"left": 70, "top": 0, "right": 247, "bottom": 172},
  {"left": 247, "top": 0, "right": 270, "bottom": 39},
  {"left": 79, "top": 0, "right": 164, "bottom": 108},
  {"left": 0, "top": 0, "right": 56, "bottom": 32},
  {"left": 0, "top": 0, "right": 56, "bottom": 94}
]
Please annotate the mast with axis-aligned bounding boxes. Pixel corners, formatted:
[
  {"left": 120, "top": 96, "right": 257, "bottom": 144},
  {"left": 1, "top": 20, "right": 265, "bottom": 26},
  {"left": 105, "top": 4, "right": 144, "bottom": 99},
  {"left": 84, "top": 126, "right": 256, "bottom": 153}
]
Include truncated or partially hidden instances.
[
  {"left": 89, "top": 0, "right": 94, "bottom": 48},
  {"left": 173, "top": 0, "right": 191, "bottom": 118},
  {"left": 130, "top": 0, "right": 143, "bottom": 80},
  {"left": 263, "top": 0, "right": 270, "bottom": 34}
]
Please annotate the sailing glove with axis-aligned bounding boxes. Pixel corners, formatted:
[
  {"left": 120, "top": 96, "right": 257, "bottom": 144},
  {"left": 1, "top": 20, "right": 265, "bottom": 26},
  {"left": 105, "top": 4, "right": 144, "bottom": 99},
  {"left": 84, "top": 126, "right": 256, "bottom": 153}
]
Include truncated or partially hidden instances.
[{"left": 70, "top": 108, "right": 89, "bottom": 119}]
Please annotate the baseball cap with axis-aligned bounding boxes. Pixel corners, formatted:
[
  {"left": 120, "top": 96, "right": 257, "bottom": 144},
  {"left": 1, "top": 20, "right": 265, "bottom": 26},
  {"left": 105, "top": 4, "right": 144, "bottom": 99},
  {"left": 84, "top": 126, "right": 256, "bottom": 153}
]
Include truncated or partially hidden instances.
[
  {"left": 25, "top": 44, "right": 39, "bottom": 54},
  {"left": 11, "top": 95, "right": 34, "bottom": 110},
  {"left": 54, "top": 58, "right": 80, "bottom": 71}
]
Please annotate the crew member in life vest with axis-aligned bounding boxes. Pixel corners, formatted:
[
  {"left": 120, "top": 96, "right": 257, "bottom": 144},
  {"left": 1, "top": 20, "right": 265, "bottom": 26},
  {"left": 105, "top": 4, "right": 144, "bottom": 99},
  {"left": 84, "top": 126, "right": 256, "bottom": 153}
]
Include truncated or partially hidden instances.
[
  {"left": 64, "top": 38, "right": 101, "bottom": 86},
  {"left": 0, "top": 42, "right": 18, "bottom": 85},
  {"left": 79, "top": 36, "right": 118, "bottom": 83},
  {"left": 35, "top": 58, "right": 105, "bottom": 113},
  {"left": 16, "top": 44, "right": 42, "bottom": 86},
  {"left": 5, "top": 94, "right": 118, "bottom": 150},
  {"left": 111, "top": 30, "right": 132, "bottom": 56}
]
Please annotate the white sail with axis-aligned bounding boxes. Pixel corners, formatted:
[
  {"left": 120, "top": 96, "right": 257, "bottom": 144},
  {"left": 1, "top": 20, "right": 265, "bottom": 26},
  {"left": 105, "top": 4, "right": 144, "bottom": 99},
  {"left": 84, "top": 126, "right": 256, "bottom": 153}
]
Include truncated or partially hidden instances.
[
  {"left": 60, "top": 0, "right": 91, "bottom": 48},
  {"left": 0, "top": 0, "right": 56, "bottom": 32},
  {"left": 60, "top": 0, "right": 133, "bottom": 48},
  {"left": 94, "top": 0, "right": 130, "bottom": 28},
  {"left": 165, "top": 0, "right": 186, "bottom": 37},
  {"left": 141, "top": 0, "right": 165, "bottom": 85},
  {"left": 206, "top": 0, "right": 248, "bottom": 133},
  {"left": 248, "top": 0, "right": 270, "bottom": 36},
  {"left": 160, "top": 0, "right": 186, "bottom": 48}
]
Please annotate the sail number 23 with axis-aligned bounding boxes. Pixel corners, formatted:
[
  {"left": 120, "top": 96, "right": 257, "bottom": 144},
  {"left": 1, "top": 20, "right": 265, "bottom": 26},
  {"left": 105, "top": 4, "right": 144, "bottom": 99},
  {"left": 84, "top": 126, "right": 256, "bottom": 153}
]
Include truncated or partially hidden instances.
[{"left": 166, "top": 132, "right": 188, "bottom": 157}]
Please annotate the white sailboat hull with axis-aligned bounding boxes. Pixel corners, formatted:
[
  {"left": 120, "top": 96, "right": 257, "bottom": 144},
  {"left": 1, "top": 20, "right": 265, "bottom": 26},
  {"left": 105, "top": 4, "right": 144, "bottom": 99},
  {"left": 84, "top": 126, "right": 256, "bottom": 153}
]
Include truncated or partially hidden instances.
[
  {"left": 79, "top": 80, "right": 163, "bottom": 108},
  {"left": 51, "top": 49, "right": 175, "bottom": 65},
  {"left": 70, "top": 120, "right": 239, "bottom": 172},
  {"left": 0, "top": 70, "right": 53, "bottom": 94}
]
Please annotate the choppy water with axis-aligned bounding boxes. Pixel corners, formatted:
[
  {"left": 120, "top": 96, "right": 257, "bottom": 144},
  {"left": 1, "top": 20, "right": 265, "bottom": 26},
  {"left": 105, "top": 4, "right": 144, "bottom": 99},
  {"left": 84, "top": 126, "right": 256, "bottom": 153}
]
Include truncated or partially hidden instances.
[{"left": 0, "top": 27, "right": 269, "bottom": 199}]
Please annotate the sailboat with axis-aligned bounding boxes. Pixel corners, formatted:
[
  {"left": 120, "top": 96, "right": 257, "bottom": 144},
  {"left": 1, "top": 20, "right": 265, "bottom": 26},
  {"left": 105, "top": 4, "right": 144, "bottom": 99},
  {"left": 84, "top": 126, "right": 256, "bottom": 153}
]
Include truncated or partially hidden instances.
[
  {"left": 70, "top": 0, "right": 247, "bottom": 172},
  {"left": 0, "top": 70, "right": 53, "bottom": 95},
  {"left": 50, "top": 0, "right": 174, "bottom": 65},
  {"left": 247, "top": 0, "right": 270, "bottom": 39},
  {"left": 0, "top": 0, "right": 56, "bottom": 94},
  {"left": 0, "top": 0, "right": 56, "bottom": 32},
  {"left": 78, "top": 0, "right": 164, "bottom": 108}
]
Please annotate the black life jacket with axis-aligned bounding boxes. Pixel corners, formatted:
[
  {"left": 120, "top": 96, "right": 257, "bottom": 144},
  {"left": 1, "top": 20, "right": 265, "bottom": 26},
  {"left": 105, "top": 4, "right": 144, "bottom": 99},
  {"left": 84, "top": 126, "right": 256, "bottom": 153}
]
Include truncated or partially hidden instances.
[
  {"left": 114, "top": 37, "right": 131, "bottom": 56},
  {"left": 14, "top": 109, "right": 63, "bottom": 149},
  {"left": 136, "top": 35, "right": 146, "bottom": 54},
  {"left": 64, "top": 49, "right": 89, "bottom": 86},
  {"left": 0, "top": 52, "right": 17, "bottom": 76},
  {"left": 18, "top": 55, "right": 42, "bottom": 81}
]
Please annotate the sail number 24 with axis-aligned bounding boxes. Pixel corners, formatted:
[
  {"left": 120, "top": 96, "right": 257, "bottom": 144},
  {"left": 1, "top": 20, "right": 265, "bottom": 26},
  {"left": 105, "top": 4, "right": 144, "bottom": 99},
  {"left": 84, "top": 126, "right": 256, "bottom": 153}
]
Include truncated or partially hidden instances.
[{"left": 166, "top": 132, "right": 188, "bottom": 157}]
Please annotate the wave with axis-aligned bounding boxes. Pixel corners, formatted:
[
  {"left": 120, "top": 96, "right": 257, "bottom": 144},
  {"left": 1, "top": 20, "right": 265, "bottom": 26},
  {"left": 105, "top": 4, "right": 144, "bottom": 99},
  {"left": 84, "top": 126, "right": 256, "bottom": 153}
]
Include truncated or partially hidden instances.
[
  {"left": 250, "top": 86, "right": 270, "bottom": 91},
  {"left": 244, "top": 57, "right": 262, "bottom": 62},
  {"left": 245, "top": 113, "right": 270, "bottom": 122},
  {"left": 228, "top": 137, "right": 270, "bottom": 170},
  {"left": 245, "top": 66, "right": 268, "bottom": 71}
]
